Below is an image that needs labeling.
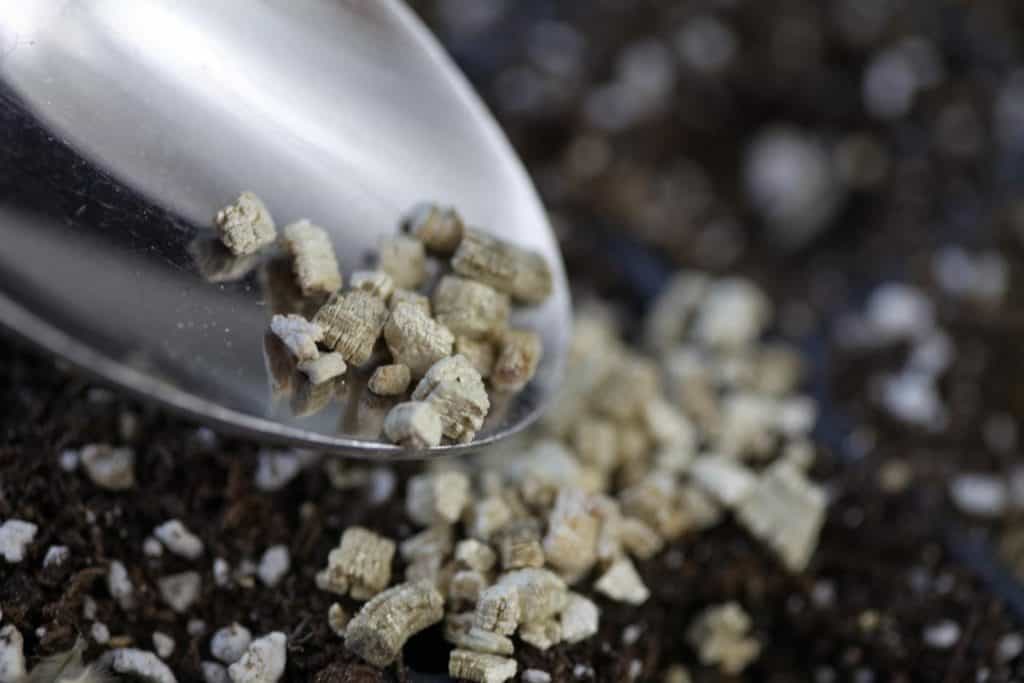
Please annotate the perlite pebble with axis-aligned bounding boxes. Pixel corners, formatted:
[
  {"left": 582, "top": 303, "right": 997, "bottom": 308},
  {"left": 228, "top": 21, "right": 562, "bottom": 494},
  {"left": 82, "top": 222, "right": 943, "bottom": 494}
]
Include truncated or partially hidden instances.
[
  {"left": 922, "top": 620, "right": 961, "bottom": 649},
  {"left": 227, "top": 632, "right": 287, "bottom": 683},
  {"left": 203, "top": 662, "right": 230, "bottom": 683},
  {"left": 105, "top": 648, "right": 178, "bottom": 683},
  {"left": 949, "top": 474, "right": 1008, "bottom": 518},
  {"left": 594, "top": 557, "right": 650, "bottom": 605},
  {"left": 211, "top": 624, "right": 253, "bottom": 664},
  {"left": 0, "top": 625, "right": 26, "bottom": 683},
  {"left": 154, "top": 519, "right": 204, "bottom": 560},
  {"left": 296, "top": 352, "right": 347, "bottom": 385},
  {"left": 108, "top": 560, "right": 136, "bottom": 610},
  {"left": 91, "top": 621, "right": 110, "bottom": 645},
  {"left": 158, "top": 571, "right": 202, "bottom": 613},
  {"left": 258, "top": 546, "right": 291, "bottom": 587},
  {"left": 81, "top": 444, "right": 135, "bottom": 490},
  {"left": 153, "top": 632, "right": 175, "bottom": 659},
  {"left": 269, "top": 314, "right": 323, "bottom": 363},
  {"left": 0, "top": 520, "right": 36, "bottom": 563}
]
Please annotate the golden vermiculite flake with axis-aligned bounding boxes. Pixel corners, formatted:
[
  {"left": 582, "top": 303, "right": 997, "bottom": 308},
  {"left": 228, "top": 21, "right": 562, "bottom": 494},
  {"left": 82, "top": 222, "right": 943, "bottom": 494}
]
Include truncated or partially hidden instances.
[
  {"left": 496, "top": 519, "right": 545, "bottom": 570},
  {"left": 518, "top": 618, "right": 562, "bottom": 651},
  {"left": 378, "top": 236, "right": 427, "bottom": 289},
  {"left": 432, "top": 275, "right": 510, "bottom": 340},
  {"left": 542, "top": 489, "right": 600, "bottom": 580},
  {"left": 400, "top": 525, "right": 454, "bottom": 565},
  {"left": 466, "top": 497, "right": 513, "bottom": 542},
  {"left": 450, "top": 228, "right": 553, "bottom": 305},
  {"left": 559, "top": 592, "right": 600, "bottom": 644},
  {"left": 214, "top": 191, "right": 276, "bottom": 256},
  {"left": 474, "top": 582, "right": 520, "bottom": 636},
  {"left": 383, "top": 401, "right": 443, "bottom": 449},
  {"left": 455, "top": 336, "right": 496, "bottom": 379},
  {"left": 444, "top": 613, "right": 514, "bottom": 656},
  {"left": 313, "top": 291, "right": 389, "bottom": 366},
  {"left": 412, "top": 355, "right": 490, "bottom": 443},
  {"left": 383, "top": 302, "right": 455, "bottom": 377},
  {"left": 282, "top": 219, "right": 342, "bottom": 296},
  {"left": 389, "top": 288, "right": 431, "bottom": 316},
  {"left": 345, "top": 580, "right": 444, "bottom": 668},
  {"left": 454, "top": 539, "right": 497, "bottom": 573},
  {"left": 491, "top": 329, "right": 542, "bottom": 392},
  {"left": 406, "top": 202, "right": 465, "bottom": 254},
  {"left": 449, "top": 569, "right": 489, "bottom": 603},
  {"left": 368, "top": 363, "right": 411, "bottom": 396},
  {"left": 350, "top": 270, "right": 396, "bottom": 301},
  {"left": 406, "top": 470, "right": 472, "bottom": 526},
  {"left": 320, "top": 527, "right": 395, "bottom": 601},
  {"left": 501, "top": 568, "right": 569, "bottom": 622},
  {"left": 686, "top": 602, "right": 761, "bottom": 675},
  {"left": 448, "top": 649, "right": 517, "bottom": 683}
]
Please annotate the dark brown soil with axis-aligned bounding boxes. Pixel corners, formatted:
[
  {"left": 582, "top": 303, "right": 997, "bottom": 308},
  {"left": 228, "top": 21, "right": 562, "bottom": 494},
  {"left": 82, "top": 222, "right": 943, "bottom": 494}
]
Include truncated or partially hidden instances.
[{"left": 5, "top": 0, "right": 1024, "bottom": 681}]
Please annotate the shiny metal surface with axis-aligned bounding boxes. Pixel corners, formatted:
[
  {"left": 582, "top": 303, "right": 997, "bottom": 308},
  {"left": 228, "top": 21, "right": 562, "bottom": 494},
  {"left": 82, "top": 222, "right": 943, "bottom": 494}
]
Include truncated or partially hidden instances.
[{"left": 0, "top": 0, "right": 570, "bottom": 458}]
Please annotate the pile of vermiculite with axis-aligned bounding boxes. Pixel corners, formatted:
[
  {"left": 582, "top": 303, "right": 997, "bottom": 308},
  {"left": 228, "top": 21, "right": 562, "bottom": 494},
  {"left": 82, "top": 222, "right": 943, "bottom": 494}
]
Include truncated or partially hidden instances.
[{"left": 0, "top": 271, "right": 826, "bottom": 683}]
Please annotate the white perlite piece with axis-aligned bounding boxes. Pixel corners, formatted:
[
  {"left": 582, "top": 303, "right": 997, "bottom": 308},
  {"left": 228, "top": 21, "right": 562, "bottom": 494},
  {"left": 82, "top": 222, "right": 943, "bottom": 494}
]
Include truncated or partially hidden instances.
[
  {"left": 269, "top": 314, "right": 323, "bottom": 363},
  {"left": 105, "top": 648, "right": 178, "bottom": 683},
  {"left": 0, "top": 519, "right": 36, "bottom": 563},
  {"left": 91, "top": 621, "right": 110, "bottom": 644},
  {"left": 254, "top": 449, "right": 319, "bottom": 492},
  {"left": 865, "top": 283, "right": 935, "bottom": 342},
  {"left": 215, "top": 192, "right": 276, "bottom": 256},
  {"left": 214, "top": 558, "right": 231, "bottom": 587},
  {"left": 81, "top": 444, "right": 135, "bottom": 490},
  {"left": 258, "top": 546, "right": 291, "bottom": 587},
  {"left": 297, "top": 352, "right": 347, "bottom": 385},
  {"left": 448, "top": 649, "right": 518, "bottom": 683},
  {"left": 211, "top": 623, "right": 253, "bottom": 664},
  {"left": 43, "top": 544, "right": 69, "bottom": 568},
  {"left": 384, "top": 302, "right": 455, "bottom": 377},
  {"left": 643, "top": 271, "right": 708, "bottom": 352},
  {"left": 384, "top": 402, "right": 443, "bottom": 449},
  {"left": 313, "top": 291, "right": 390, "bottom": 366},
  {"left": 412, "top": 355, "right": 490, "bottom": 443},
  {"left": 560, "top": 593, "right": 600, "bottom": 644},
  {"left": 450, "top": 228, "right": 553, "bottom": 304},
  {"left": 923, "top": 620, "right": 961, "bottom": 649},
  {"left": 594, "top": 557, "right": 649, "bottom": 605},
  {"left": 368, "top": 364, "right": 411, "bottom": 396},
  {"left": 694, "top": 278, "right": 771, "bottom": 348},
  {"left": 154, "top": 519, "right": 204, "bottom": 560},
  {"left": 228, "top": 632, "right": 287, "bottom": 683},
  {"left": 406, "top": 470, "right": 471, "bottom": 526},
  {"left": 522, "top": 669, "right": 552, "bottom": 683},
  {"left": 687, "top": 603, "right": 761, "bottom": 675},
  {"left": 490, "top": 329, "right": 542, "bottom": 392},
  {"left": 153, "top": 632, "right": 175, "bottom": 659},
  {"left": 143, "top": 537, "right": 164, "bottom": 558},
  {"left": 350, "top": 270, "right": 396, "bottom": 301},
  {"left": 406, "top": 202, "right": 465, "bottom": 254},
  {"left": 346, "top": 580, "right": 445, "bottom": 667},
  {"left": 691, "top": 456, "right": 757, "bottom": 507},
  {"left": 0, "top": 625, "right": 25, "bottom": 683},
  {"left": 432, "top": 275, "right": 511, "bottom": 340},
  {"left": 949, "top": 473, "right": 1008, "bottom": 518},
  {"left": 328, "top": 603, "right": 349, "bottom": 638},
  {"left": 378, "top": 235, "right": 427, "bottom": 289},
  {"left": 735, "top": 461, "right": 826, "bottom": 572},
  {"left": 203, "top": 662, "right": 230, "bottom": 683},
  {"left": 108, "top": 559, "right": 136, "bottom": 610},
  {"left": 319, "top": 527, "right": 395, "bottom": 600},
  {"left": 158, "top": 571, "right": 202, "bottom": 613},
  {"left": 282, "top": 220, "right": 342, "bottom": 296}
]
